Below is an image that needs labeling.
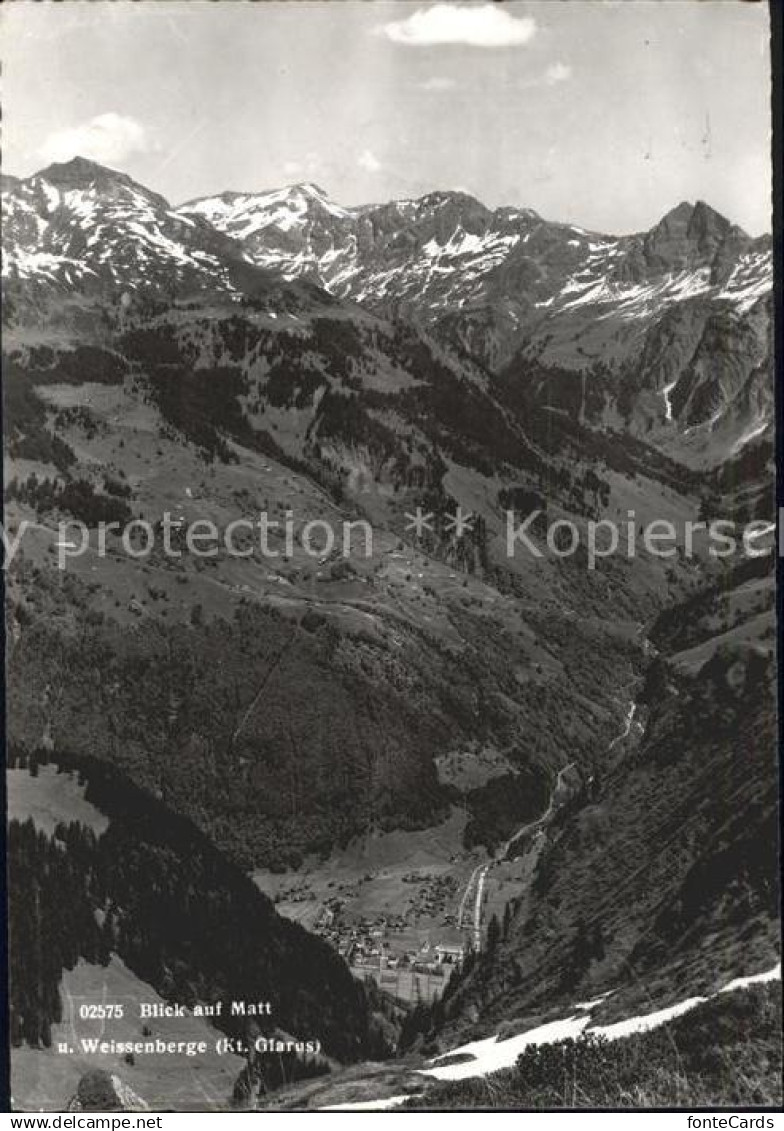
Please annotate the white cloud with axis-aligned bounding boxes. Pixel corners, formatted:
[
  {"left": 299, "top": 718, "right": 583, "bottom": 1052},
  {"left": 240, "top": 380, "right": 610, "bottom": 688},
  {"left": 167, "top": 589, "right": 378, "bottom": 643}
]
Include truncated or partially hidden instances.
[
  {"left": 39, "top": 113, "right": 150, "bottom": 166},
  {"left": 357, "top": 148, "right": 382, "bottom": 174},
  {"left": 282, "top": 152, "right": 322, "bottom": 181},
  {"left": 418, "top": 76, "right": 458, "bottom": 92},
  {"left": 545, "top": 62, "right": 572, "bottom": 85},
  {"left": 379, "top": 4, "right": 537, "bottom": 48}
]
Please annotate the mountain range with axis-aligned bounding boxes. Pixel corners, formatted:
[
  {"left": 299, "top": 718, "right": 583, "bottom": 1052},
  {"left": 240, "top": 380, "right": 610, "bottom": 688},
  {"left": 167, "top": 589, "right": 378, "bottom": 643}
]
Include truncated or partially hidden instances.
[{"left": 3, "top": 157, "right": 773, "bottom": 467}]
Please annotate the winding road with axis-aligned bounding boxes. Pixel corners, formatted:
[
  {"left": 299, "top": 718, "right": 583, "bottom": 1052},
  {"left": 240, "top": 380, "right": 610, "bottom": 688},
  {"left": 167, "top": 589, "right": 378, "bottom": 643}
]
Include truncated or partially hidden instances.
[
  {"left": 456, "top": 761, "right": 576, "bottom": 949},
  {"left": 457, "top": 674, "right": 643, "bottom": 950},
  {"left": 608, "top": 700, "right": 637, "bottom": 750}
]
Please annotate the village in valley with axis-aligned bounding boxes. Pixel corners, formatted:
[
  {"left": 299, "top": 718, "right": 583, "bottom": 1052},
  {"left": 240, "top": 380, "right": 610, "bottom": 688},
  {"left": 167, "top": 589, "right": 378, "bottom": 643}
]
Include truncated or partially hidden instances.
[
  {"left": 266, "top": 868, "right": 469, "bottom": 1003},
  {"left": 252, "top": 782, "right": 558, "bottom": 1005}
]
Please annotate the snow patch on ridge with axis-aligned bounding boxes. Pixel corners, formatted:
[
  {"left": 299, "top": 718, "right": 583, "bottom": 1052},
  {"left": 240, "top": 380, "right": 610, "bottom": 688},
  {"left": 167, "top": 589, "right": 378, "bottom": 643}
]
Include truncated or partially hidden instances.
[{"left": 421, "top": 962, "right": 781, "bottom": 1082}]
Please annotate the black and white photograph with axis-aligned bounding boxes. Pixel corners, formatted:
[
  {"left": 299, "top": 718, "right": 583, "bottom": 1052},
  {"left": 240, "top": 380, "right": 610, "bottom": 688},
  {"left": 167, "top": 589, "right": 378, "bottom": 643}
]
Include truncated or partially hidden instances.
[{"left": 1, "top": 0, "right": 780, "bottom": 1116}]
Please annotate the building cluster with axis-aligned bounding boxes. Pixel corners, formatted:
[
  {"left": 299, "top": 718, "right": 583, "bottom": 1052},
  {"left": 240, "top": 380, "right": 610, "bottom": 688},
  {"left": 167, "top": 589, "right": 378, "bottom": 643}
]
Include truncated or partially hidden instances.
[{"left": 313, "top": 898, "right": 465, "bottom": 982}]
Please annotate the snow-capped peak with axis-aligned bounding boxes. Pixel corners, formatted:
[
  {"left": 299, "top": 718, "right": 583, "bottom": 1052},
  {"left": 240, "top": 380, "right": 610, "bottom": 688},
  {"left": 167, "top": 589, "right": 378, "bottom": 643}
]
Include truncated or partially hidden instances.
[{"left": 3, "top": 158, "right": 260, "bottom": 305}]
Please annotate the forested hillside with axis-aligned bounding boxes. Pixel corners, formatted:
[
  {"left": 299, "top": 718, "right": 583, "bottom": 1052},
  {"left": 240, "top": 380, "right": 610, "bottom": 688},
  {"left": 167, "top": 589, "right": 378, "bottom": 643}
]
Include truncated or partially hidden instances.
[{"left": 8, "top": 755, "right": 398, "bottom": 1096}]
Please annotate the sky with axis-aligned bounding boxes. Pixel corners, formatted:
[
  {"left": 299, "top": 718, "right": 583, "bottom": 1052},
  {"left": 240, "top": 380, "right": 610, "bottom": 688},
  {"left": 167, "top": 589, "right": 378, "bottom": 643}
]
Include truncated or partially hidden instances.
[{"left": 1, "top": 0, "right": 772, "bottom": 234}]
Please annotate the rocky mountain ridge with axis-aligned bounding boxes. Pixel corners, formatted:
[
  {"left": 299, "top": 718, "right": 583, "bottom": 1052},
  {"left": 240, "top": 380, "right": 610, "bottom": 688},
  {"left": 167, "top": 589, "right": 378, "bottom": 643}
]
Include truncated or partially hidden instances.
[
  {"left": 2, "top": 158, "right": 338, "bottom": 329},
  {"left": 3, "top": 158, "right": 772, "bottom": 466},
  {"left": 180, "top": 180, "right": 772, "bottom": 458},
  {"left": 178, "top": 176, "right": 769, "bottom": 459}
]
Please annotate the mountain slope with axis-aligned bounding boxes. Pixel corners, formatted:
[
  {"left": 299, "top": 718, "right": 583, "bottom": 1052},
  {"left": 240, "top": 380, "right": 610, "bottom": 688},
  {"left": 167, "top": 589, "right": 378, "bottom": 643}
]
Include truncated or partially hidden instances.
[
  {"left": 8, "top": 755, "right": 399, "bottom": 1109},
  {"left": 401, "top": 556, "right": 778, "bottom": 1052},
  {"left": 401, "top": 982, "right": 781, "bottom": 1109}
]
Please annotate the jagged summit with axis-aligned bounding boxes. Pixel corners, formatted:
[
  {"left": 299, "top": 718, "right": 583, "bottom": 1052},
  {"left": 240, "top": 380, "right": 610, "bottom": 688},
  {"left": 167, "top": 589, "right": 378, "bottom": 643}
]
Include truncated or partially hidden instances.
[
  {"left": 410, "top": 188, "right": 488, "bottom": 210},
  {"left": 38, "top": 154, "right": 116, "bottom": 181},
  {"left": 651, "top": 198, "right": 741, "bottom": 240},
  {"left": 664, "top": 200, "right": 697, "bottom": 220},
  {"left": 35, "top": 155, "right": 163, "bottom": 200},
  {"left": 293, "top": 181, "right": 331, "bottom": 199},
  {"left": 630, "top": 197, "right": 749, "bottom": 283},
  {"left": 179, "top": 180, "right": 333, "bottom": 210}
]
